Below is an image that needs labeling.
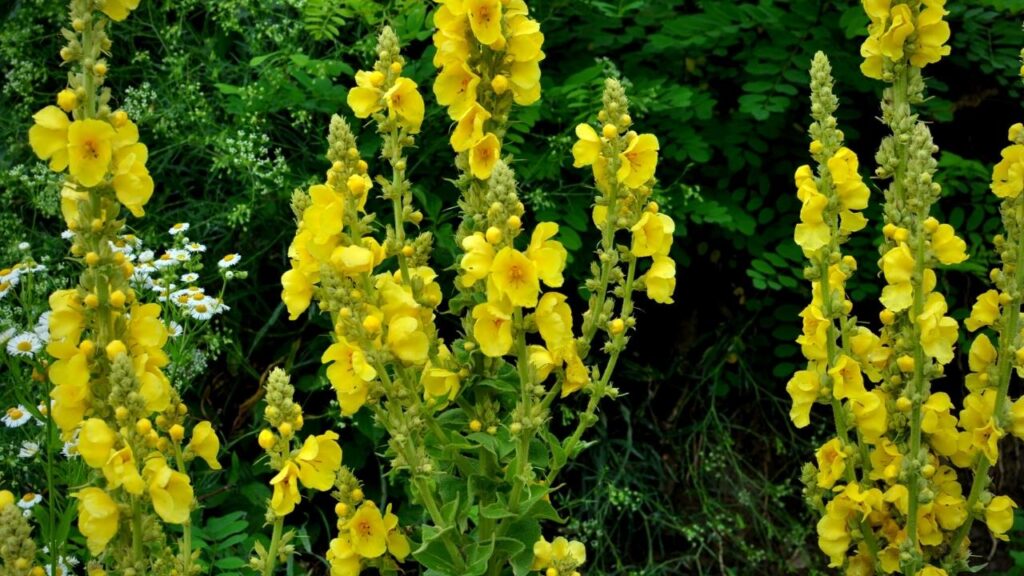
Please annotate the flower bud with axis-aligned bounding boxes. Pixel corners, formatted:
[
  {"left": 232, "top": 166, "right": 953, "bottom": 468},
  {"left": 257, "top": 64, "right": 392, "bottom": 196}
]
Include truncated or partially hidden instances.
[
  {"left": 485, "top": 226, "right": 502, "bottom": 244},
  {"left": 57, "top": 88, "right": 78, "bottom": 112},
  {"left": 169, "top": 424, "right": 185, "bottom": 442},
  {"left": 258, "top": 429, "right": 275, "bottom": 450},
  {"left": 469, "top": 419, "right": 482, "bottom": 432},
  {"left": 105, "top": 340, "right": 127, "bottom": 360},
  {"left": 491, "top": 74, "right": 509, "bottom": 94},
  {"left": 136, "top": 418, "right": 152, "bottom": 435}
]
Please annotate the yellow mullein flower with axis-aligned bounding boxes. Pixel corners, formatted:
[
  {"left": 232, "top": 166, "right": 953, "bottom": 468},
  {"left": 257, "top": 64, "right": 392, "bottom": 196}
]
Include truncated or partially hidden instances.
[
  {"left": 100, "top": 0, "right": 141, "bottom": 21},
  {"left": 0, "top": 490, "right": 13, "bottom": 508},
  {"left": 850, "top": 389, "right": 888, "bottom": 443},
  {"left": 965, "top": 289, "right": 1001, "bottom": 332},
  {"left": 630, "top": 212, "right": 675, "bottom": 258},
  {"left": 930, "top": 223, "right": 967, "bottom": 264},
  {"left": 528, "top": 345, "right": 556, "bottom": 383},
  {"left": 921, "top": 392, "right": 960, "bottom": 457},
  {"left": 909, "top": 1, "right": 951, "bottom": 68},
  {"left": 918, "top": 567, "right": 948, "bottom": 576},
  {"left": 644, "top": 256, "right": 676, "bottom": 304},
  {"left": 67, "top": 119, "right": 115, "bottom": 187},
  {"left": 465, "top": 0, "right": 502, "bottom": 44},
  {"left": 966, "top": 333, "right": 997, "bottom": 392},
  {"left": 434, "top": 61, "right": 480, "bottom": 120},
  {"left": 28, "top": 105, "right": 70, "bottom": 171},
  {"left": 385, "top": 77, "right": 425, "bottom": 134},
  {"left": 535, "top": 292, "right": 573, "bottom": 355},
  {"left": 386, "top": 315, "right": 430, "bottom": 365},
  {"left": 572, "top": 123, "right": 601, "bottom": 168},
  {"left": 815, "top": 438, "right": 846, "bottom": 489},
  {"left": 510, "top": 57, "right": 543, "bottom": 106},
  {"left": 382, "top": 504, "right": 411, "bottom": 559},
  {"left": 794, "top": 189, "right": 830, "bottom": 252},
  {"left": 562, "top": 348, "right": 590, "bottom": 397},
  {"left": 869, "top": 438, "right": 903, "bottom": 482},
  {"left": 617, "top": 133, "right": 659, "bottom": 188},
  {"left": 331, "top": 244, "right": 375, "bottom": 276},
  {"left": 879, "top": 242, "right": 914, "bottom": 312},
  {"left": 860, "top": 34, "right": 885, "bottom": 80},
  {"left": 817, "top": 507, "right": 852, "bottom": 567},
  {"left": 472, "top": 299, "right": 514, "bottom": 357},
  {"left": 295, "top": 431, "right": 343, "bottom": 491},
  {"left": 103, "top": 447, "right": 144, "bottom": 495},
  {"left": 327, "top": 535, "right": 362, "bottom": 576},
  {"left": 917, "top": 292, "right": 958, "bottom": 364},
  {"left": 531, "top": 536, "right": 587, "bottom": 573},
  {"left": 49, "top": 352, "right": 91, "bottom": 433},
  {"left": 460, "top": 232, "right": 494, "bottom": 286},
  {"left": 827, "top": 147, "right": 869, "bottom": 211},
  {"left": 281, "top": 268, "right": 314, "bottom": 321},
  {"left": 992, "top": 144, "right": 1024, "bottom": 198},
  {"left": 451, "top": 103, "right": 491, "bottom": 152},
  {"left": 828, "top": 354, "right": 866, "bottom": 400},
  {"left": 322, "top": 339, "right": 377, "bottom": 416},
  {"left": 507, "top": 13, "right": 544, "bottom": 62},
  {"left": 527, "top": 222, "right": 568, "bottom": 287},
  {"left": 489, "top": 247, "right": 540, "bottom": 307},
  {"left": 112, "top": 144, "right": 154, "bottom": 217},
  {"left": 188, "top": 421, "right": 222, "bottom": 470},
  {"left": 879, "top": 4, "right": 914, "bottom": 60},
  {"left": 785, "top": 369, "right": 820, "bottom": 428},
  {"left": 422, "top": 345, "right": 461, "bottom": 402},
  {"left": 78, "top": 418, "right": 116, "bottom": 468},
  {"left": 348, "top": 70, "right": 385, "bottom": 118},
  {"left": 270, "top": 460, "right": 301, "bottom": 517},
  {"left": 145, "top": 457, "right": 194, "bottom": 524},
  {"left": 469, "top": 132, "right": 501, "bottom": 179},
  {"left": 75, "top": 488, "right": 120, "bottom": 555},
  {"left": 349, "top": 501, "right": 388, "bottom": 558},
  {"left": 986, "top": 496, "right": 1017, "bottom": 541}
]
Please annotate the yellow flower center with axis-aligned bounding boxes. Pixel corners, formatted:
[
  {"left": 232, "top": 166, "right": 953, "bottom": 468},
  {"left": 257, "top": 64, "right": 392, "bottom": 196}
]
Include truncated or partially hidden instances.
[
  {"left": 195, "top": 304, "right": 209, "bottom": 313},
  {"left": 17, "top": 340, "right": 32, "bottom": 352},
  {"left": 356, "top": 519, "right": 374, "bottom": 538},
  {"left": 7, "top": 408, "right": 23, "bottom": 419},
  {"left": 82, "top": 137, "right": 101, "bottom": 159},
  {"left": 22, "top": 492, "right": 35, "bottom": 502},
  {"left": 476, "top": 6, "right": 493, "bottom": 23}
]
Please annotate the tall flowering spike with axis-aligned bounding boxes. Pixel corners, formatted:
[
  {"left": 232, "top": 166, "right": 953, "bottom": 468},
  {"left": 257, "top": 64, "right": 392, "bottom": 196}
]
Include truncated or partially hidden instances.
[
  {"left": 860, "top": 0, "right": 951, "bottom": 81},
  {"left": 28, "top": 1, "right": 220, "bottom": 572}
]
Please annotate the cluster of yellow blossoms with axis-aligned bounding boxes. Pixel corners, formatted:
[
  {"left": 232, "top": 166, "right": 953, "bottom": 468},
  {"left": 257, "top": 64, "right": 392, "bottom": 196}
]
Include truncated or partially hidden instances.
[
  {"left": 23, "top": 1, "right": 221, "bottom": 573},
  {"left": 433, "top": 0, "right": 544, "bottom": 181},
  {"left": 789, "top": 3, "right": 1024, "bottom": 574}
]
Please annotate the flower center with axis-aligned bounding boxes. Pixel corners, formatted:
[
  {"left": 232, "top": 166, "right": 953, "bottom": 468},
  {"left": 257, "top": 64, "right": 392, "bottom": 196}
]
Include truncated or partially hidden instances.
[
  {"left": 17, "top": 340, "right": 32, "bottom": 351},
  {"left": 83, "top": 138, "right": 100, "bottom": 159}
]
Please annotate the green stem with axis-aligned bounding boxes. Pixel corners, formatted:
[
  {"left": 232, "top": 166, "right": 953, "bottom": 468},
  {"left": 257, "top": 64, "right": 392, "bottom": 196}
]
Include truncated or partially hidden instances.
[
  {"left": 263, "top": 516, "right": 284, "bottom": 576},
  {"left": 173, "top": 444, "right": 193, "bottom": 575},
  {"left": 388, "top": 125, "right": 411, "bottom": 286},
  {"left": 131, "top": 498, "right": 144, "bottom": 565},
  {"left": 45, "top": 379, "right": 58, "bottom": 576},
  {"left": 507, "top": 307, "right": 534, "bottom": 513}
]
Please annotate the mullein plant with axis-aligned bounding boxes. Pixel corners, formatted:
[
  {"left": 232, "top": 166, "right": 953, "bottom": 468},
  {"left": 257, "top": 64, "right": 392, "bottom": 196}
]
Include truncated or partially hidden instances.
[
  {"left": 788, "top": 2, "right": 1024, "bottom": 574},
  {"left": 21, "top": 1, "right": 223, "bottom": 574},
  {"left": 280, "top": 2, "right": 675, "bottom": 573}
]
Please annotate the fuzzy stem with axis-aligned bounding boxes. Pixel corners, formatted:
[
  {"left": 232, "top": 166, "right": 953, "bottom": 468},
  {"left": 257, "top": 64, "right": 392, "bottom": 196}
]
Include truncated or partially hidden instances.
[{"left": 263, "top": 516, "right": 284, "bottom": 576}]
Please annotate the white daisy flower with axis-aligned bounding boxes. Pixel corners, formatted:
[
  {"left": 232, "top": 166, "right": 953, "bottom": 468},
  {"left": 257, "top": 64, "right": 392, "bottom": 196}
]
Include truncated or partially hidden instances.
[
  {"left": 180, "top": 272, "right": 200, "bottom": 283},
  {"left": 45, "top": 560, "right": 70, "bottom": 576},
  {"left": 185, "top": 242, "right": 207, "bottom": 253},
  {"left": 138, "top": 249, "right": 155, "bottom": 263},
  {"left": 0, "top": 267, "right": 20, "bottom": 298},
  {"left": 34, "top": 311, "right": 51, "bottom": 341},
  {"left": 170, "top": 249, "right": 191, "bottom": 263},
  {"left": 26, "top": 264, "right": 46, "bottom": 274},
  {"left": 210, "top": 300, "right": 231, "bottom": 315},
  {"left": 62, "top": 441, "right": 78, "bottom": 459},
  {"left": 19, "top": 441, "right": 40, "bottom": 458},
  {"left": 153, "top": 252, "right": 179, "bottom": 269},
  {"left": 109, "top": 240, "right": 134, "bottom": 256},
  {"left": 66, "top": 556, "right": 80, "bottom": 567},
  {"left": 218, "top": 253, "right": 241, "bottom": 269},
  {"left": 7, "top": 332, "right": 42, "bottom": 357},
  {"left": 61, "top": 229, "right": 76, "bottom": 240},
  {"left": 18, "top": 493, "right": 42, "bottom": 509},
  {"left": 0, "top": 327, "right": 16, "bottom": 345},
  {"left": 3, "top": 406, "right": 32, "bottom": 427},
  {"left": 168, "top": 321, "right": 183, "bottom": 337},
  {"left": 169, "top": 222, "right": 190, "bottom": 235},
  {"left": 17, "top": 241, "right": 30, "bottom": 251},
  {"left": 188, "top": 297, "right": 218, "bottom": 320}
]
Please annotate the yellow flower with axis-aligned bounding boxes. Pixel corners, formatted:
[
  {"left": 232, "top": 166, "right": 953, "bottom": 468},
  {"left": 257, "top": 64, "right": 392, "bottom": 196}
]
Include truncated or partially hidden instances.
[
  {"left": 965, "top": 290, "right": 1001, "bottom": 332},
  {"left": 75, "top": 487, "right": 119, "bottom": 555},
  {"left": 930, "top": 223, "right": 967, "bottom": 264},
  {"left": 828, "top": 355, "right": 866, "bottom": 400},
  {"left": 510, "top": 57, "right": 543, "bottom": 106},
  {"left": 531, "top": 536, "right": 586, "bottom": 573},
  {"left": 879, "top": 243, "right": 914, "bottom": 312},
  {"left": 111, "top": 120, "right": 153, "bottom": 217},
  {"left": 527, "top": 222, "right": 568, "bottom": 287},
  {"left": 281, "top": 268, "right": 314, "bottom": 321},
  {"left": 910, "top": 2, "right": 951, "bottom": 68},
  {"left": 188, "top": 421, "right": 222, "bottom": 470},
  {"left": 630, "top": 212, "right": 675, "bottom": 258},
  {"left": 331, "top": 244, "right": 375, "bottom": 276},
  {"left": 100, "top": 0, "right": 141, "bottom": 21},
  {"left": 535, "top": 292, "right": 573, "bottom": 355},
  {"left": 349, "top": 500, "right": 388, "bottom": 558},
  {"left": 0, "top": 490, "right": 13, "bottom": 509},
  {"left": 469, "top": 132, "right": 501, "bottom": 179},
  {"left": 434, "top": 61, "right": 480, "bottom": 120},
  {"left": 879, "top": 4, "right": 914, "bottom": 60},
  {"left": 322, "top": 339, "right": 377, "bottom": 416},
  {"left": 460, "top": 232, "right": 495, "bottom": 286},
  {"left": 851, "top": 389, "right": 888, "bottom": 443},
  {"left": 644, "top": 256, "right": 676, "bottom": 304},
  {"left": 103, "top": 447, "right": 144, "bottom": 495},
  {"left": 617, "top": 134, "right": 659, "bottom": 188},
  {"left": 572, "top": 123, "right": 601, "bottom": 168},
  {"left": 348, "top": 70, "right": 385, "bottom": 118},
  {"left": 28, "top": 106, "right": 70, "bottom": 171},
  {"left": 385, "top": 77, "right": 425, "bottom": 134},
  {"left": 917, "top": 567, "right": 949, "bottom": 576},
  {"left": 507, "top": 13, "right": 544, "bottom": 62},
  {"left": 422, "top": 346, "right": 461, "bottom": 403},
  {"left": 451, "top": 103, "right": 491, "bottom": 152},
  {"left": 383, "top": 504, "right": 411, "bottom": 559},
  {"left": 327, "top": 535, "right": 362, "bottom": 576},
  {"left": 992, "top": 144, "right": 1024, "bottom": 198},
  {"left": 967, "top": 333, "right": 997, "bottom": 392},
  {"left": 270, "top": 460, "right": 301, "bottom": 517},
  {"left": 786, "top": 369, "right": 820, "bottom": 428},
  {"left": 386, "top": 315, "right": 430, "bottom": 365},
  {"left": 49, "top": 352, "right": 91, "bottom": 433},
  {"left": 794, "top": 191, "right": 830, "bottom": 252},
  {"left": 921, "top": 392, "right": 960, "bottom": 457},
  {"left": 67, "top": 119, "right": 115, "bottom": 187},
  {"left": 815, "top": 438, "right": 846, "bottom": 489},
  {"left": 816, "top": 510, "right": 850, "bottom": 568},
  {"left": 145, "top": 456, "right": 194, "bottom": 524},
  {"left": 528, "top": 345, "right": 556, "bottom": 384},
  {"left": 917, "top": 292, "right": 958, "bottom": 364},
  {"left": 79, "top": 418, "right": 116, "bottom": 468},
  {"left": 472, "top": 299, "right": 514, "bottom": 357},
  {"left": 860, "top": 34, "right": 884, "bottom": 80},
  {"left": 986, "top": 495, "right": 1017, "bottom": 541},
  {"left": 489, "top": 247, "right": 540, "bottom": 307},
  {"left": 466, "top": 0, "right": 503, "bottom": 44},
  {"left": 562, "top": 348, "right": 590, "bottom": 397},
  {"left": 296, "top": 431, "right": 343, "bottom": 491},
  {"left": 827, "top": 147, "right": 869, "bottom": 211}
]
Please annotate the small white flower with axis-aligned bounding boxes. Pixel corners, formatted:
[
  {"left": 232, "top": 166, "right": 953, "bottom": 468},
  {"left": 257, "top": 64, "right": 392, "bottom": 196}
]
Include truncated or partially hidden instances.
[
  {"left": 7, "top": 332, "right": 42, "bottom": 358},
  {"left": 169, "top": 222, "right": 190, "bottom": 235},
  {"left": 66, "top": 556, "right": 80, "bottom": 568},
  {"left": 185, "top": 242, "right": 207, "bottom": 253},
  {"left": 218, "top": 253, "right": 241, "bottom": 269},
  {"left": 61, "top": 229, "right": 76, "bottom": 240},
  {"left": 180, "top": 272, "right": 200, "bottom": 283},
  {"left": 0, "top": 267, "right": 20, "bottom": 298},
  {"left": 0, "top": 327, "right": 16, "bottom": 345},
  {"left": 19, "top": 441, "right": 40, "bottom": 458},
  {"left": 138, "top": 249, "right": 155, "bottom": 263},
  {"left": 26, "top": 264, "right": 46, "bottom": 274},
  {"left": 168, "top": 321, "right": 183, "bottom": 337},
  {"left": 34, "top": 312, "right": 51, "bottom": 341},
  {"left": 45, "top": 559, "right": 71, "bottom": 576},
  {"left": 188, "top": 297, "right": 219, "bottom": 320},
  {"left": 62, "top": 441, "right": 78, "bottom": 459},
  {"left": 17, "top": 241, "right": 30, "bottom": 251},
  {"left": 153, "top": 253, "right": 179, "bottom": 269},
  {"left": 167, "top": 248, "right": 191, "bottom": 263},
  {"left": 3, "top": 406, "right": 32, "bottom": 427}
]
